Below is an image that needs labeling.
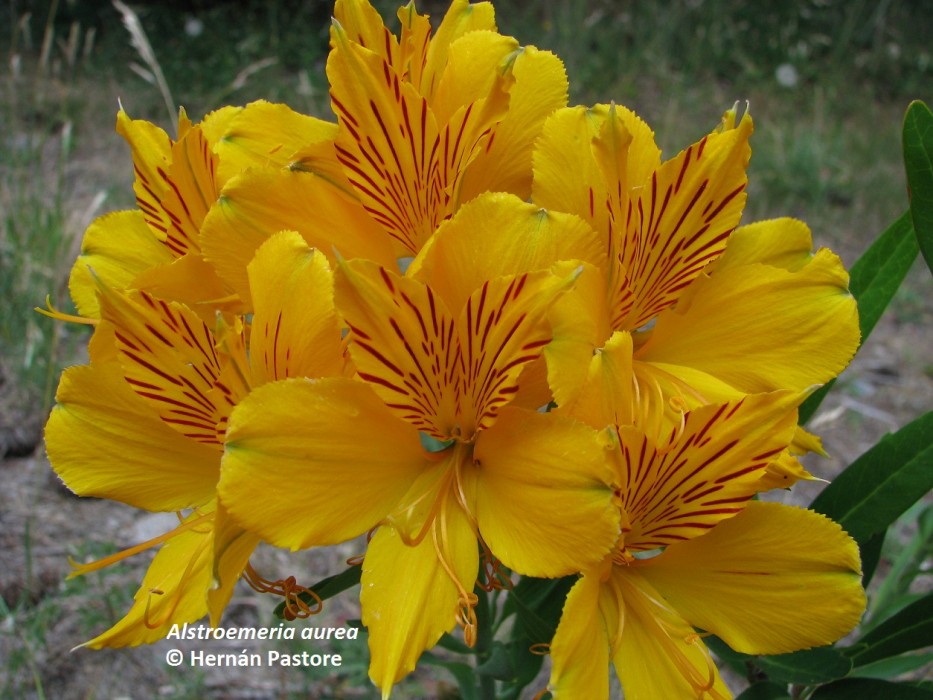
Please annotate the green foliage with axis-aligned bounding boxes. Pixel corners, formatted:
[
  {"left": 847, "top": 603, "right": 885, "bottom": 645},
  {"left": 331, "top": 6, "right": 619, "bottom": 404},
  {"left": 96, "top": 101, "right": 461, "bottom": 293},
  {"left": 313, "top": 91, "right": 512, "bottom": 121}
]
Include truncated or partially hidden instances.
[{"left": 904, "top": 100, "right": 933, "bottom": 274}]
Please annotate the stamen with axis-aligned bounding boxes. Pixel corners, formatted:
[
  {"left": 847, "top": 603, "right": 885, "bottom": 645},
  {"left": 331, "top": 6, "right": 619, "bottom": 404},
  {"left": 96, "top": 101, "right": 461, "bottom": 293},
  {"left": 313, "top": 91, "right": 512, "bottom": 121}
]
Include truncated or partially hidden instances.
[
  {"left": 478, "top": 541, "right": 512, "bottom": 592},
  {"left": 243, "top": 563, "right": 323, "bottom": 621},
  {"left": 35, "top": 296, "right": 98, "bottom": 326},
  {"left": 345, "top": 527, "right": 377, "bottom": 566},
  {"left": 620, "top": 577, "right": 726, "bottom": 699},
  {"left": 432, "top": 495, "right": 478, "bottom": 648},
  {"left": 529, "top": 642, "right": 550, "bottom": 656},
  {"left": 68, "top": 511, "right": 214, "bottom": 578}
]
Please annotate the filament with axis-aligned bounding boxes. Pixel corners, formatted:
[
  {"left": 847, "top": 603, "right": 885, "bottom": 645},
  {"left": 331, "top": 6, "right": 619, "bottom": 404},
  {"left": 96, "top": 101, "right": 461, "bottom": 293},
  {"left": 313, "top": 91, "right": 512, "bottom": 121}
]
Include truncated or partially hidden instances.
[
  {"left": 35, "top": 296, "right": 98, "bottom": 326},
  {"left": 68, "top": 510, "right": 214, "bottom": 578}
]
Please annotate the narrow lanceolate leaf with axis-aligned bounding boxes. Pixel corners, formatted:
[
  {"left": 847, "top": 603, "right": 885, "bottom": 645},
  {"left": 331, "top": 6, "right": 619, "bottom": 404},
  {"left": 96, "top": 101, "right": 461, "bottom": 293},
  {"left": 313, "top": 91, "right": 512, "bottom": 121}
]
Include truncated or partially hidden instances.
[
  {"left": 846, "top": 592, "right": 933, "bottom": 667},
  {"left": 810, "top": 411, "right": 933, "bottom": 544},
  {"left": 615, "top": 392, "right": 798, "bottom": 550},
  {"left": 810, "top": 678, "right": 933, "bottom": 700},
  {"left": 903, "top": 100, "right": 933, "bottom": 273},
  {"left": 755, "top": 646, "right": 853, "bottom": 685},
  {"left": 735, "top": 682, "right": 791, "bottom": 700},
  {"left": 799, "top": 211, "right": 918, "bottom": 423},
  {"left": 97, "top": 287, "right": 228, "bottom": 448}
]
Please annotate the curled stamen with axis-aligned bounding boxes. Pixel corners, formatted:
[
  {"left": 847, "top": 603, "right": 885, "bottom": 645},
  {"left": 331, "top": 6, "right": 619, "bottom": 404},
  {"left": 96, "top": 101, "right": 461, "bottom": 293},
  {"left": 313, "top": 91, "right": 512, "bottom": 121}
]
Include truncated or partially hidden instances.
[
  {"left": 478, "top": 542, "right": 513, "bottom": 592},
  {"left": 243, "top": 563, "right": 323, "bottom": 621},
  {"left": 345, "top": 527, "right": 377, "bottom": 566},
  {"left": 529, "top": 642, "right": 550, "bottom": 656}
]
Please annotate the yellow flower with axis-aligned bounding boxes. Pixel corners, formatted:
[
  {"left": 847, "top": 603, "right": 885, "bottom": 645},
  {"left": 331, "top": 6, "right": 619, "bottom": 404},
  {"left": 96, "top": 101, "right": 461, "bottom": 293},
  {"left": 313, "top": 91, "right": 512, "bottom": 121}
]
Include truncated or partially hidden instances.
[
  {"left": 67, "top": 101, "right": 337, "bottom": 320},
  {"left": 46, "top": 231, "right": 346, "bottom": 646},
  {"left": 548, "top": 394, "right": 867, "bottom": 699},
  {"left": 532, "top": 103, "right": 859, "bottom": 486},
  {"left": 200, "top": 0, "right": 569, "bottom": 297},
  {"left": 218, "top": 193, "right": 618, "bottom": 695}
]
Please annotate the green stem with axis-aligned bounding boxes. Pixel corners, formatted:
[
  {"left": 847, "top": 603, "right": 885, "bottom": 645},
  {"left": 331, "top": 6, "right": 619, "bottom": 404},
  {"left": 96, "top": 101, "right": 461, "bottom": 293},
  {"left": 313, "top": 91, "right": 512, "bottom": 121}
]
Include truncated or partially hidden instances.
[{"left": 475, "top": 586, "right": 496, "bottom": 700}]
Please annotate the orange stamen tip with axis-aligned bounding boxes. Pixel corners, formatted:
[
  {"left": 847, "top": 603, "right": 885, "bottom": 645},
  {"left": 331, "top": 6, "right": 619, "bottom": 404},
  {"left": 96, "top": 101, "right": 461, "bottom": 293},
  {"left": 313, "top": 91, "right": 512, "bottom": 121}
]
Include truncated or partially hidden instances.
[{"left": 243, "top": 564, "right": 323, "bottom": 619}]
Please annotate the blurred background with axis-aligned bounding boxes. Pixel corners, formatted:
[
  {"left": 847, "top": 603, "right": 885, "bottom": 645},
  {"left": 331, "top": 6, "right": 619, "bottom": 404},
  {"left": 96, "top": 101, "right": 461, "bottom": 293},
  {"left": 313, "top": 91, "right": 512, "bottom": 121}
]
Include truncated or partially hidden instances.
[{"left": 1, "top": 0, "right": 930, "bottom": 698}]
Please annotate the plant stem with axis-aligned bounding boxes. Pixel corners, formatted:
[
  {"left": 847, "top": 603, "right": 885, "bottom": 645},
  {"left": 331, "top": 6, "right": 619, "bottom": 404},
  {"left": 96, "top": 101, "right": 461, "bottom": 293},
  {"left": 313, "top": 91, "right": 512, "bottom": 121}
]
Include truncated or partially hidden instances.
[{"left": 475, "top": 586, "right": 496, "bottom": 700}]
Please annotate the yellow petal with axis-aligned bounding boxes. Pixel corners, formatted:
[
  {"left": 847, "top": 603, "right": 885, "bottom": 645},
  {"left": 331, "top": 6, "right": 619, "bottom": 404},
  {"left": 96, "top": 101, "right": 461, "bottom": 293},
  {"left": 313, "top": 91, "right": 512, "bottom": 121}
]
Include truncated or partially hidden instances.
[
  {"left": 200, "top": 167, "right": 395, "bottom": 307},
  {"left": 757, "top": 450, "right": 819, "bottom": 491},
  {"left": 472, "top": 407, "right": 618, "bottom": 577},
  {"left": 46, "top": 362, "right": 218, "bottom": 510},
  {"left": 207, "top": 501, "right": 259, "bottom": 626},
  {"left": 362, "top": 500, "right": 478, "bottom": 695},
  {"left": 333, "top": 0, "right": 400, "bottom": 66},
  {"left": 409, "top": 191, "right": 602, "bottom": 314},
  {"left": 532, "top": 104, "right": 659, "bottom": 268},
  {"left": 220, "top": 378, "right": 430, "bottom": 550},
  {"left": 335, "top": 258, "right": 460, "bottom": 438},
  {"left": 68, "top": 210, "right": 173, "bottom": 318},
  {"left": 548, "top": 571, "right": 612, "bottom": 700},
  {"left": 212, "top": 100, "right": 338, "bottom": 185},
  {"left": 421, "top": 0, "right": 497, "bottom": 101},
  {"left": 616, "top": 109, "right": 753, "bottom": 329},
  {"left": 611, "top": 571, "right": 732, "bottom": 700},
  {"left": 559, "top": 330, "right": 635, "bottom": 430},
  {"left": 158, "top": 122, "right": 219, "bottom": 257},
  {"left": 616, "top": 392, "right": 799, "bottom": 551},
  {"left": 328, "top": 19, "right": 509, "bottom": 254},
  {"left": 81, "top": 509, "right": 214, "bottom": 648},
  {"left": 710, "top": 217, "right": 817, "bottom": 274},
  {"left": 460, "top": 46, "right": 568, "bottom": 202},
  {"left": 247, "top": 231, "right": 345, "bottom": 384},
  {"left": 130, "top": 252, "right": 241, "bottom": 320},
  {"left": 639, "top": 501, "right": 866, "bottom": 655},
  {"left": 198, "top": 104, "right": 242, "bottom": 150},
  {"left": 430, "top": 30, "right": 517, "bottom": 126},
  {"left": 97, "top": 287, "right": 228, "bottom": 448},
  {"left": 115, "top": 109, "right": 172, "bottom": 242},
  {"left": 637, "top": 250, "right": 860, "bottom": 393}
]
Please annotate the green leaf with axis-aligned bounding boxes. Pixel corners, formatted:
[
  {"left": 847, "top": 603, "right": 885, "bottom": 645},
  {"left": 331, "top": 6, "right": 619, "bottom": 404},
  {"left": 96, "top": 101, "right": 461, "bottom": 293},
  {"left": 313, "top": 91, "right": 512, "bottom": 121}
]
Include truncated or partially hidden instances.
[
  {"left": 475, "top": 641, "right": 514, "bottom": 680},
  {"left": 860, "top": 529, "right": 886, "bottom": 587},
  {"left": 272, "top": 565, "right": 361, "bottom": 620},
  {"left": 810, "top": 678, "right": 933, "bottom": 700},
  {"left": 798, "top": 211, "right": 918, "bottom": 424},
  {"left": 850, "top": 652, "right": 933, "bottom": 680},
  {"left": 904, "top": 100, "right": 933, "bottom": 274},
  {"left": 421, "top": 653, "right": 479, "bottom": 700},
  {"left": 498, "top": 575, "right": 575, "bottom": 700},
  {"left": 756, "top": 646, "right": 853, "bottom": 685},
  {"left": 847, "top": 592, "right": 933, "bottom": 667},
  {"left": 705, "top": 635, "right": 754, "bottom": 676},
  {"left": 809, "top": 411, "right": 933, "bottom": 543},
  {"left": 870, "top": 503, "right": 933, "bottom": 621},
  {"left": 735, "top": 681, "right": 791, "bottom": 700}
]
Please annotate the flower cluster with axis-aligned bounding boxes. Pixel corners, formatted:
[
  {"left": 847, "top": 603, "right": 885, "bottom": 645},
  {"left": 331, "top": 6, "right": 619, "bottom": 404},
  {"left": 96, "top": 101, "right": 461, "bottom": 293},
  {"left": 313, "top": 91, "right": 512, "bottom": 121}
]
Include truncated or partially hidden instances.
[{"left": 45, "top": 0, "right": 867, "bottom": 697}]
